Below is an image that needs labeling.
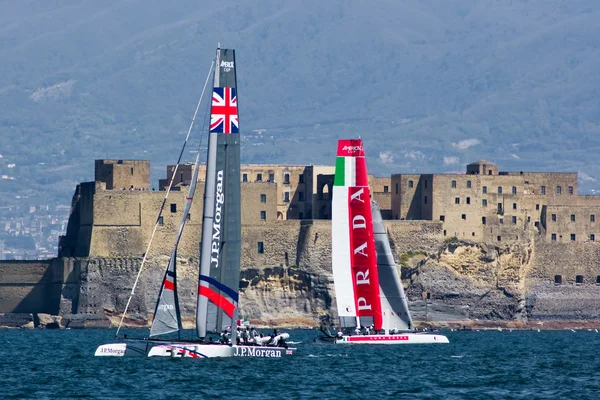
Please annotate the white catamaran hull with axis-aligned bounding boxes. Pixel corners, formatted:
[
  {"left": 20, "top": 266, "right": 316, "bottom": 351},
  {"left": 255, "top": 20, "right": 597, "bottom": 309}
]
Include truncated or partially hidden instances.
[
  {"left": 95, "top": 342, "right": 296, "bottom": 358},
  {"left": 336, "top": 333, "right": 449, "bottom": 344}
]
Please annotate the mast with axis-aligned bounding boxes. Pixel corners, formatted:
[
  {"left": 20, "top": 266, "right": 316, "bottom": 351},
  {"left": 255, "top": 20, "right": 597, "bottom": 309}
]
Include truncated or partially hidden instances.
[
  {"left": 331, "top": 139, "right": 383, "bottom": 330},
  {"left": 196, "top": 46, "right": 241, "bottom": 339}
]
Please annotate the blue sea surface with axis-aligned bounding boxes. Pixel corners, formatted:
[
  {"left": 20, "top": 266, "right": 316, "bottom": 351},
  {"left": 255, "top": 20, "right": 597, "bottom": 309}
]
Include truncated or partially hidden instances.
[{"left": 1, "top": 328, "right": 600, "bottom": 399}]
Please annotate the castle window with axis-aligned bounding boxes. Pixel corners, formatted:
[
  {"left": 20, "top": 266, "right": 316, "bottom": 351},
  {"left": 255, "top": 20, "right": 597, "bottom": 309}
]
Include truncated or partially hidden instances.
[
  {"left": 269, "top": 173, "right": 275, "bottom": 182},
  {"left": 443, "top": 230, "right": 447, "bottom": 236},
  {"left": 424, "top": 180, "right": 428, "bottom": 189},
  {"left": 384, "top": 185, "right": 389, "bottom": 193},
  {"left": 260, "top": 211, "right": 266, "bottom": 220},
  {"left": 488, "top": 170, "right": 492, "bottom": 175},
  {"left": 467, "top": 180, "right": 472, "bottom": 188},
  {"left": 596, "top": 276, "right": 600, "bottom": 285},
  {"left": 512, "top": 216, "right": 517, "bottom": 224},
  {"left": 257, "top": 242, "right": 264, "bottom": 254},
  {"left": 512, "top": 186, "right": 517, "bottom": 195},
  {"left": 451, "top": 180, "right": 457, "bottom": 188},
  {"left": 424, "top": 195, "right": 428, "bottom": 204},
  {"left": 576, "top": 275, "right": 584, "bottom": 285},
  {"left": 243, "top": 173, "right": 248, "bottom": 182},
  {"left": 497, "top": 203, "right": 503, "bottom": 213},
  {"left": 257, "top": 173, "right": 262, "bottom": 182},
  {"left": 483, "top": 186, "right": 487, "bottom": 194},
  {"left": 130, "top": 167, "right": 134, "bottom": 175},
  {"left": 472, "top": 232, "right": 475, "bottom": 236},
  {"left": 500, "top": 218, "right": 504, "bottom": 224},
  {"left": 498, "top": 186, "right": 503, "bottom": 194},
  {"left": 571, "top": 234, "right": 576, "bottom": 241},
  {"left": 284, "top": 173, "right": 290, "bottom": 184},
  {"left": 552, "top": 214, "right": 556, "bottom": 222},
  {"left": 512, "top": 203, "right": 517, "bottom": 210},
  {"left": 462, "top": 214, "right": 466, "bottom": 220},
  {"left": 260, "top": 194, "right": 267, "bottom": 203},
  {"left": 541, "top": 186, "right": 546, "bottom": 195},
  {"left": 158, "top": 216, "right": 164, "bottom": 226},
  {"left": 571, "top": 214, "right": 576, "bottom": 222},
  {"left": 482, "top": 217, "right": 486, "bottom": 225},
  {"left": 591, "top": 214, "right": 596, "bottom": 223},
  {"left": 299, "top": 174, "right": 305, "bottom": 184},
  {"left": 455, "top": 197, "right": 460, "bottom": 205},
  {"left": 591, "top": 234, "right": 596, "bottom": 242},
  {"left": 497, "top": 236, "right": 502, "bottom": 241},
  {"left": 299, "top": 192, "right": 305, "bottom": 201},
  {"left": 396, "top": 183, "right": 400, "bottom": 194},
  {"left": 536, "top": 204, "right": 540, "bottom": 210},
  {"left": 440, "top": 215, "right": 445, "bottom": 222},
  {"left": 284, "top": 192, "right": 290, "bottom": 202},
  {"left": 408, "top": 180, "right": 413, "bottom": 189},
  {"left": 551, "top": 233, "right": 556, "bottom": 241},
  {"left": 466, "top": 197, "right": 471, "bottom": 204},
  {"left": 170, "top": 204, "right": 177, "bottom": 213},
  {"left": 556, "top": 186, "right": 562, "bottom": 195},
  {"left": 554, "top": 275, "right": 562, "bottom": 285},
  {"left": 482, "top": 199, "right": 487, "bottom": 207},
  {"left": 568, "top": 186, "right": 573, "bottom": 195}
]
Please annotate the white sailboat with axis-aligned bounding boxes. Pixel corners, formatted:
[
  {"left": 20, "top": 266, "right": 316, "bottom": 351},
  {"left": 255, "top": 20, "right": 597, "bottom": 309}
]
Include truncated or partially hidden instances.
[
  {"left": 329, "top": 139, "right": 448, "bottom": 344},
  {"left": 95, "top": 46, "right": 295, "bottom": 358}
]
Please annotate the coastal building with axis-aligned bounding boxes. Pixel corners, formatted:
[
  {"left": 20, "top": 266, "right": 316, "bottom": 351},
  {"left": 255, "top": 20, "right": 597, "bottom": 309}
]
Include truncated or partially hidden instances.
[{"left": 391, "top": 160, "right": 600, "bottom": 244}]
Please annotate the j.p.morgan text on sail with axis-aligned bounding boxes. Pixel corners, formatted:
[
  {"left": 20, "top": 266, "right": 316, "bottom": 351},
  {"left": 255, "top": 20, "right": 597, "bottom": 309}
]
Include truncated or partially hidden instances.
[{"left": 211, "top": 170, "right": 225, "bottom": 268}]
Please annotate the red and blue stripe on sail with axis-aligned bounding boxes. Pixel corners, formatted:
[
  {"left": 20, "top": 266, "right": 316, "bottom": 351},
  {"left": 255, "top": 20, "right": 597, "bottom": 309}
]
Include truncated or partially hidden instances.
[{"left": 198, "top": 275, "right": 238, "bottom": 318}]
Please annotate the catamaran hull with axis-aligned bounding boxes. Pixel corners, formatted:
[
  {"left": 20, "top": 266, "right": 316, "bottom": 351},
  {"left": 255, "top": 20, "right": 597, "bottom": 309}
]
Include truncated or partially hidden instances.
[
  {"left": 94, "top": 342, "right": 148, "bottom": 357},
  {"left": 94, "top": 342, "right": 296, "bottom": 358},
  {"left": 336, "top": 333, "right": 449, "bottom": 344}
]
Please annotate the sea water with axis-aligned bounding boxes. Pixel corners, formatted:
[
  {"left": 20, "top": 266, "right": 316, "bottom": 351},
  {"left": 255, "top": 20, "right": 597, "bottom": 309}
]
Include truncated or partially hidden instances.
[{"left": 1, "top": 328, "right": 600, "bottom": 399}]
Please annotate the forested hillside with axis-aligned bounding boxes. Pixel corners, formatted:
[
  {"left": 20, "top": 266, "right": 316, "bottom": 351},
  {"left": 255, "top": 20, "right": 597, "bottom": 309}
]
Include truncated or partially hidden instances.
[{"left": 1, "top": 0, "right": 599, "bottom": 211}]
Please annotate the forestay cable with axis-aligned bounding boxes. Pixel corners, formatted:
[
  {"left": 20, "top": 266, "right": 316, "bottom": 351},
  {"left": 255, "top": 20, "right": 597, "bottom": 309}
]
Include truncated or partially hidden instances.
[{"left": 116, "top": 58, "right": 215, "bottom": 337}]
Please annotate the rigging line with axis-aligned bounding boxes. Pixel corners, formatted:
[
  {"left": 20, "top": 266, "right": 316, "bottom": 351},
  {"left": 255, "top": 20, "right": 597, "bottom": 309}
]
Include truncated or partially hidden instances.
[{"left": 116, "top": 57, "right": 216, "bottom": 337}]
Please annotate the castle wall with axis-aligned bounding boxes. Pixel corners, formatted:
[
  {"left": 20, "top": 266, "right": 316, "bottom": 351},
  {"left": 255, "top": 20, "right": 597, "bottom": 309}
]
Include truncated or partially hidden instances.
[
  {"left": 527, "top": 237, "right": 600, "bottom": 320},
  {"left": 431, "top": 174, "right": 484, "bottom": 239},
  {"left": 95, "top": 160, "right": 150, "bottom": 190},
  {"left": 241, "top": 182, "right": 278, "bottom": 223},
  {"left": 0, "top": 259, "right": 78, "bottom": 315}
]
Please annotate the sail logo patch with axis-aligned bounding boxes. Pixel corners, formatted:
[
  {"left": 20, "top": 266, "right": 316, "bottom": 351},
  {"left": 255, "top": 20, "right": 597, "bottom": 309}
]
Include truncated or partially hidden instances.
[
  {"left": 210, "top": 87, "right": 238, "bottom": 134},
  {"left": 343, "top": 145, "right": 363, "bottom": 153},
  {"left": 220, "top": 60, "right": 234, "bottom": 71}
]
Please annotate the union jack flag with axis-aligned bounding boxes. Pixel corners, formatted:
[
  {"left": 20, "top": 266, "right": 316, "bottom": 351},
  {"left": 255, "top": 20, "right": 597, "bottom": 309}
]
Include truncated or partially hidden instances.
[{"left": 210, "top": 87, "right": 238, "bottom": 134}]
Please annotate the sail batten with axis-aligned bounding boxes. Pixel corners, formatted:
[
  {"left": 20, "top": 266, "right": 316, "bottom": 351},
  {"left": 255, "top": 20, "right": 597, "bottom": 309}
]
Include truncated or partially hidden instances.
[{"left": 197, "top": 48, "right": 241, "bottom": 338}]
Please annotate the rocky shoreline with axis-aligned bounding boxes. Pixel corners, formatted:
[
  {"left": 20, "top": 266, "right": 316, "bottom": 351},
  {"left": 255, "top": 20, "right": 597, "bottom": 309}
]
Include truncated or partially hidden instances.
[{"left": 4, "top": 312, "right": 600, "bottom": 332}]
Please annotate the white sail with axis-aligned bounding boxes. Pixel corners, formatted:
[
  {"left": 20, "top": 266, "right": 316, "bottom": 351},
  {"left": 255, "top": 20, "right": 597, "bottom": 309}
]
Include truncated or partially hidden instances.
[{"left": 371, "top": 201, "right": 413, "bottom": 332}]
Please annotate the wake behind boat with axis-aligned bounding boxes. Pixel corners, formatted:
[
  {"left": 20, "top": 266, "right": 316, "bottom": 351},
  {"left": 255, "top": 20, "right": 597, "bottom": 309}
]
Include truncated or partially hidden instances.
[
  {"left": 326, "top": 139, "right": 448, "bottom": 345},
  {"left": 95, "top": 45, "right": 295, "bottom": 358}
]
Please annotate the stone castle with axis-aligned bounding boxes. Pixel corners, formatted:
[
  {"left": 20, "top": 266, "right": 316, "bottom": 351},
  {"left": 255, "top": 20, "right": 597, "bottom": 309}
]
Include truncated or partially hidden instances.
[{"left": 2, "top": 157, "right": 600, "bottom": 329}]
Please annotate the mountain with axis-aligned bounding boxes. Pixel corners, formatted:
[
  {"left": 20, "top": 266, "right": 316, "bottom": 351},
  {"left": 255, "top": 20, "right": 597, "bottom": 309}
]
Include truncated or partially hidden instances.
[{"left": 1, "top": 0, "right": 600, "bottom": 213}]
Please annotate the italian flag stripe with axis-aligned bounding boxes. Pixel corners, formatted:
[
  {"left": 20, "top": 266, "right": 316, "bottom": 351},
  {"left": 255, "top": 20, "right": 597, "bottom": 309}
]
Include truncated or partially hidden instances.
[{"left": 334, "top": 156, "right": 356, "bottom": 187}]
